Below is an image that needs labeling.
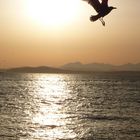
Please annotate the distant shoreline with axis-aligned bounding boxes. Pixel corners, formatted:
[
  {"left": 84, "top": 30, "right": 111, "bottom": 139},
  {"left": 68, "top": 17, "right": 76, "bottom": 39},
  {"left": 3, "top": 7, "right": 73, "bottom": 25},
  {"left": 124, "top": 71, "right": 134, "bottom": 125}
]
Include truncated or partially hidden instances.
[
  {"left": 1, "top": 68, "right": 140, "bottom": 74},
  {"left": 1, "top": 62, "right": 140, "bottom": 73}
]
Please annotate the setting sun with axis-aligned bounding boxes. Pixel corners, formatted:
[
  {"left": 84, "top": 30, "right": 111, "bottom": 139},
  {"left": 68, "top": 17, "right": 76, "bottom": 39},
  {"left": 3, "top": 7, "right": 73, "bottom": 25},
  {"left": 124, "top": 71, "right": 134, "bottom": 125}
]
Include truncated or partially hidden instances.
[{"left": 25, "top": 0, "right": 80, "bottom": 27}]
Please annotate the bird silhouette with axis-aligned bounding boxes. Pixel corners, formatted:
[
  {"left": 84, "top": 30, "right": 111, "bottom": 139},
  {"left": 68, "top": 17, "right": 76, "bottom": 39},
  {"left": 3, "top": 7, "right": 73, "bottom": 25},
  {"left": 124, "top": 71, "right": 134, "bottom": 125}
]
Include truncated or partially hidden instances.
[{"left": 83, "top": 0, "right": 116, "bottom": 26}]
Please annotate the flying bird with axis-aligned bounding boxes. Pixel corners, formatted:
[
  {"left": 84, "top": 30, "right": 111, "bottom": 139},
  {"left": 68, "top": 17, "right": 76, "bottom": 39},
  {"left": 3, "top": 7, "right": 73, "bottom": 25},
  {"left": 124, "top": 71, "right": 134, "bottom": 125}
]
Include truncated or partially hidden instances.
[{"left": 83, "top": 0, "right": 116, "bottom": 26}]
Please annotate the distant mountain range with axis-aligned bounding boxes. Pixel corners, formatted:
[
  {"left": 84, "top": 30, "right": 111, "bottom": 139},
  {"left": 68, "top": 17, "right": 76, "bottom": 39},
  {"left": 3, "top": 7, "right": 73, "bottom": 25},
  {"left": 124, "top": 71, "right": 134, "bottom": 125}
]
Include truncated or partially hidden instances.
[
  {"left": 61, "top": 62, "right": 140, "bottom": 72},
  {"left": 6, "top": 66, "right": 70, "bottom": 73},
  {"left": 1, "top": 62, "right": 140, "bottom": 73}
]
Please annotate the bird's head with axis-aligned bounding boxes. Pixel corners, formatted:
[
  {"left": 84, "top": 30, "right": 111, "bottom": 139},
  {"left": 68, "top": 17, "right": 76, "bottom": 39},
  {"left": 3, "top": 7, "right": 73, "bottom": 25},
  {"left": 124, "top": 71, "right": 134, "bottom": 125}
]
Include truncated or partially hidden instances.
[{"left": 109, "top": 6, "right": 117, "bottom": 11}]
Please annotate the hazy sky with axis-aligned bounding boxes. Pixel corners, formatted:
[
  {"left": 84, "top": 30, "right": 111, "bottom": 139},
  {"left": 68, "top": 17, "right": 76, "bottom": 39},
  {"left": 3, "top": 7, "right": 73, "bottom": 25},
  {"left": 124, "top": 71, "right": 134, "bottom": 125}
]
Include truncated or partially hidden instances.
[{"left": 0, "top": 0, "right": 140, "bottom": 68}]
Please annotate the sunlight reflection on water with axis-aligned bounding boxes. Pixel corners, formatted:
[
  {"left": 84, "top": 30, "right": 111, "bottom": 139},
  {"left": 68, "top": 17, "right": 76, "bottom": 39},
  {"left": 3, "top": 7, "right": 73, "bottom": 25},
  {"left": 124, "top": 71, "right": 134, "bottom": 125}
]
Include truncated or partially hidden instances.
[{"left": 28, "top": 74, "right": 77, "bottom": 139}]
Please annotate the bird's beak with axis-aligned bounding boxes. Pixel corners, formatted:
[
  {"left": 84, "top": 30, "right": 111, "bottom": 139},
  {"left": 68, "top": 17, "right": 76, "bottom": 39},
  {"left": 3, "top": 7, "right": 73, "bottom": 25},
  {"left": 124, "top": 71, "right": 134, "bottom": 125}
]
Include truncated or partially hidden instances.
[{"left": 113, "top": 7, "right": 117, "bottom": 9}]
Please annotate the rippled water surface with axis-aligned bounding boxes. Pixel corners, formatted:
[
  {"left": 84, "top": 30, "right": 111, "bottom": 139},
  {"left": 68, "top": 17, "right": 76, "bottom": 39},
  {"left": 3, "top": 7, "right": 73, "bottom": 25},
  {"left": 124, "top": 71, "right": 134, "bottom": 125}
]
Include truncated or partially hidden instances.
[{"left": 0, "top": 72, "right": 140, "bottom": 140}]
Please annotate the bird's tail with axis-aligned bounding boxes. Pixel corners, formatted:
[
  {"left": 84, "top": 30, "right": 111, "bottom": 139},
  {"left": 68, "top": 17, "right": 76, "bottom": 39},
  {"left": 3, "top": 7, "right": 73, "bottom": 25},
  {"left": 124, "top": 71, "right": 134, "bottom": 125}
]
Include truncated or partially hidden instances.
[{"left": 90, "top": 15, "right": 100, "bottom": 22}]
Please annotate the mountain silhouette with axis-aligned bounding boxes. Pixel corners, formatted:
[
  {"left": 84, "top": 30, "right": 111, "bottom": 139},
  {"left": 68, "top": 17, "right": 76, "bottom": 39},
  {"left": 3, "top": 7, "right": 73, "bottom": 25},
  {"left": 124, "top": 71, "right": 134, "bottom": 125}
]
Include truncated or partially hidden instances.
[
  {"left": 6, "top": 66, "right": 70, "bottom": 73},
  {"left": 61, "top": 62, "right": 140, "bottom": 71},
  {"left": 2, "top": 63, "right": 140, "bottom": 73}
]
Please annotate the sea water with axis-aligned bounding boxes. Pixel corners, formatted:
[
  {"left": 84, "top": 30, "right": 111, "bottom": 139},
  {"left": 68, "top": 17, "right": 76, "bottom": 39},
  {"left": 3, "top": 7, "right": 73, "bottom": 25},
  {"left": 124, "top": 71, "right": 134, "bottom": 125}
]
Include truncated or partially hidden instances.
[{"left": 0, "top": 72, "right": 140, "bottom": 140}]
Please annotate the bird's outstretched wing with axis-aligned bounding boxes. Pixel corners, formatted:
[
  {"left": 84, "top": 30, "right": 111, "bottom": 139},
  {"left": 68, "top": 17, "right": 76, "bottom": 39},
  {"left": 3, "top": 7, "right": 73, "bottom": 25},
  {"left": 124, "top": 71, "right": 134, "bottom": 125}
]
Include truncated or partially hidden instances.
[
  {"left": 101, "top": 0, "right": 108, "bottom": 7},
  {"left": 83, "top": 0, "right": 101, "bottom": 13}
]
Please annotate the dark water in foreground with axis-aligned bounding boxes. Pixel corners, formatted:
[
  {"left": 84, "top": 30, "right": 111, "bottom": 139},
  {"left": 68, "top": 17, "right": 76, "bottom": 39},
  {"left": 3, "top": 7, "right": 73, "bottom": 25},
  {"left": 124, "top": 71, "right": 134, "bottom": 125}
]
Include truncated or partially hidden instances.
[{"left": 0, "top": 72, "right": 140, "bottom": 140}]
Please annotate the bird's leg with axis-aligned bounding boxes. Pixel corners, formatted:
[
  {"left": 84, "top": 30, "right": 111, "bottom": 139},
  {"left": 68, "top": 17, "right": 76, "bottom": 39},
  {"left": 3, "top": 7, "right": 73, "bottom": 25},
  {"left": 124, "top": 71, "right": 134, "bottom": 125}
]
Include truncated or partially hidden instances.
[{"left": 99, "top": 17, "right": 105, "bottom": 26}]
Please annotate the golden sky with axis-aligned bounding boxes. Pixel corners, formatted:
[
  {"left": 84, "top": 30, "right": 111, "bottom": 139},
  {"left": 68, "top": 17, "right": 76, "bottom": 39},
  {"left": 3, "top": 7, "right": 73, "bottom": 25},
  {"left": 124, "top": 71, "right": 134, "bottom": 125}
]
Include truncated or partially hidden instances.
[{"left": 0, "top": 0, "right": 140, "bottom": 68}]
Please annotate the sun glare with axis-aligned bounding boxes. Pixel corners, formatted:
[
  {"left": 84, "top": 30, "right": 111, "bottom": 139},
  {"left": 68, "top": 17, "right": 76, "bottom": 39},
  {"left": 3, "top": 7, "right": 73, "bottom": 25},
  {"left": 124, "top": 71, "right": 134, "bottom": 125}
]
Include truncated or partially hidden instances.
[{"left": 26, "top": 0, "right": 80, "bottom": 27}]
